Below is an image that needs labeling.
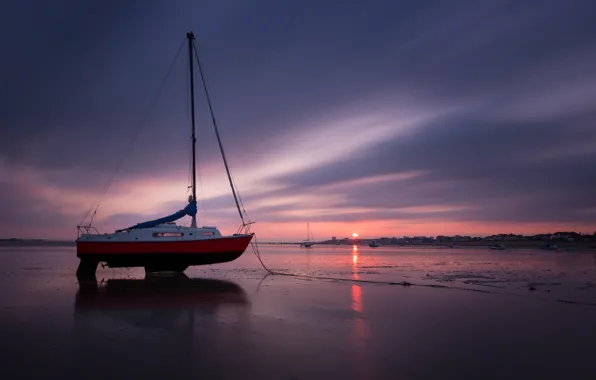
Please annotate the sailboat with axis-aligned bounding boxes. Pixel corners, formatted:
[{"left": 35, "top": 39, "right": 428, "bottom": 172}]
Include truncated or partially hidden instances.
[
  {"left": 300, "top": 222, "right": 314, "bottom": 248},
  {"left": 489, "top": 243, "right": 506, "bottom": 250},
  {"left": 76, "top": 32, "right": 254, "bottom": 276}
]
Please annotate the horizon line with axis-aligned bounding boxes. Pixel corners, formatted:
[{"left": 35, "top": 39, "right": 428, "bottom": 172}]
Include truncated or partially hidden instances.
[{"left": 2, "top": 230, "right": 594, "bottom": 243}]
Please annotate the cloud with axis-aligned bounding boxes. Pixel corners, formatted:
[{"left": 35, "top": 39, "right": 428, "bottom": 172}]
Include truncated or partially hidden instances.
[
  {"left": 202, "top": 98, "right": 595, "bottom": 235},
  {"left": 2, "top": 0, "right": 596, "bottom": 239}
]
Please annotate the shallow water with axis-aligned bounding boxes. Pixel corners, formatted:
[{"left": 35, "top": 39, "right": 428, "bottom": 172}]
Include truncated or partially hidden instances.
[
  {"left": 210, "top": 244, "right": 596, "bottom": 304},
  {"left": 1, "top": 245, "right": 595, "bottom": 379}
]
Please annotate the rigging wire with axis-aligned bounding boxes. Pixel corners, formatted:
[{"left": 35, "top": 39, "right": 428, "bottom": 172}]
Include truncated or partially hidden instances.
[
  {"left": 187, "top": 37, "right": 270, "bottom": 272},
  {"left": 230, "top": 170, "right": 249, "bottom": 217},
  {"left": 191, "top": 40, "right": 246, "bottom": 227},
  {"left": 80, "top": 37, "right": 187, "bottom": 226}
]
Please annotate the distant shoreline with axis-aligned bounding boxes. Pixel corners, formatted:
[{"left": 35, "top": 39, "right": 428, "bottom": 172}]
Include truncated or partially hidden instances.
[
  {"left": 0, "top": 239, "right": 74, "bottom": 247},
  {"left": 261, "top": 241, "right": 596, "bottom": 250},
  {"left": 2, "top": 238, "right": 595, "bottom": 251}
]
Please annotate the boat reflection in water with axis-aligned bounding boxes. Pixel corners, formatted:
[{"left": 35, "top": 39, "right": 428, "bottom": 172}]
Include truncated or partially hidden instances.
[
  {"left": 75, "top": 275, "right": 250, "bottom": 331},
  {"left": 71, "top": 276, "right": 253, "bottom": 378}
]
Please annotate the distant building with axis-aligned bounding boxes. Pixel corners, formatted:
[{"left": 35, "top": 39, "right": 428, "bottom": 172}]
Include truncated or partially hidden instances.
[{"left": 331, "top": 236, "right": 337, "bottom": 241}]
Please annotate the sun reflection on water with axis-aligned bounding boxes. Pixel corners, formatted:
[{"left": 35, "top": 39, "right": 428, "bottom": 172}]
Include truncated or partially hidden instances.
[{"left": 352, "top": 245, "right": 359, "bottom": 279}]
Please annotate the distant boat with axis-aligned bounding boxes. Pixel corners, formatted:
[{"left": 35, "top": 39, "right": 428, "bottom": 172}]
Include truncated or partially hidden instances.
[
  {"left": 540, "top": 243, "right": 559, "bottom": 251},
  {"left": 75, "top": 32, "right": 254, "bottom": 277},
  {"left": 489, "top": 243, "right": 506, "bottom": 250},
  {"left": 368, "top": 241, "right": 380, "bottom": 248},
  {"left": 300, "top": 222, "right": 314, "bottom": 248}
]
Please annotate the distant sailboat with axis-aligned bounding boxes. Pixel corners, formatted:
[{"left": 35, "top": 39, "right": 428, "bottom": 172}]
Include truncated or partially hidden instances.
[
  {"left": 489, "top": 243, "right": 506, "bottom": 250},
  {"left": 76, "top": 32, "right": 254, "bottom": 277},
  {"left": 300, "top": 222, "right": 314, "bottom": 248},
  {"left": 540, "top": 243, "right": 559, "bottom": 251},
  {"left": 368, "top": 240, "right": 380, "bottom": 248}
]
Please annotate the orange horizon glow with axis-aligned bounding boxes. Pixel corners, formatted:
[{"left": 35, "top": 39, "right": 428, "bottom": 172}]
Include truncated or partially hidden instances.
[
  {"left": 2, "top": 214, "right": 596, "bottom": 242},
  {"left": 5, "top": 158, "right": 596, "bottom": 241},
  {"left": 6, "top": 218, "right": 596, "bottom": 241}
]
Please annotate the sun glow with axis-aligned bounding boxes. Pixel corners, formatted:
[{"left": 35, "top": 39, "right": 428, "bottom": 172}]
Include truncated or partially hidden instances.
[{"left": 352, "top": 233, "right": 359, "bottom": 238}]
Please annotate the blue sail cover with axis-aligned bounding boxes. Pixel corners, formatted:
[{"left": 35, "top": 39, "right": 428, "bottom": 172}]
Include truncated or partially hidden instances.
[{"left": 119, "top": 200, "right": 197, "bottom": 231}]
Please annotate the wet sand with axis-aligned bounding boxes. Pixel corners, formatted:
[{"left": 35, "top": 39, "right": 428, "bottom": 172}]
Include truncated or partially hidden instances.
[{"left": 1, "top": 245, "right": 595, "bottom": 379}]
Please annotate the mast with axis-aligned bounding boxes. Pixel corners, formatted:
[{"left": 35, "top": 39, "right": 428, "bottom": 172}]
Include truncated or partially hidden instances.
[{"left": 187, "top": 31, "right": 197, "bottom": 228}]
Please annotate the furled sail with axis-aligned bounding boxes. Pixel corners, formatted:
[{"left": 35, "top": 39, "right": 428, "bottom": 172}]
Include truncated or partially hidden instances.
[{"left": 117, "top": 200, "right": 197, "bottom": 232}]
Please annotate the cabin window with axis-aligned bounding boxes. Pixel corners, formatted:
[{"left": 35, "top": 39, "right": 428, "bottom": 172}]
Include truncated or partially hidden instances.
[
  {"left": 202, "top": 232, "right": 215, "bottom": 236},
  {"left": 153, "top": 232, "right": 184, "bottom": 237}
]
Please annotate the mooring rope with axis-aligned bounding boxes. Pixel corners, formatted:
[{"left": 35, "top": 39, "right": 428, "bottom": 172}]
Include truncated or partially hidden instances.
[{"left": 247, "top": 237, "right": 596, "bottom": 307}]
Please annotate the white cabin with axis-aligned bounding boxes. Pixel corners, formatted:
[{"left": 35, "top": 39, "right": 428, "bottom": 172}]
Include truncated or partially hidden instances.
[{"left": 78, "top": 223, "right": 224, "bottom": 242}]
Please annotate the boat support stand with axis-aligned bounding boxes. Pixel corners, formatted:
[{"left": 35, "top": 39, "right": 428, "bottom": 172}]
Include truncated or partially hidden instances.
[{"left": 76, "top": 259, "right": 98, "bottom": 279}]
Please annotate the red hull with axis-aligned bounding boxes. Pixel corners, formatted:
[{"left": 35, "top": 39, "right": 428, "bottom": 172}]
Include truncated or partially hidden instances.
[
  {"left": 77, "top": 235, "right": 253, "bottom": 256},
  {"left": 75, "top": 235, "right": 254, "bottom": 274}
]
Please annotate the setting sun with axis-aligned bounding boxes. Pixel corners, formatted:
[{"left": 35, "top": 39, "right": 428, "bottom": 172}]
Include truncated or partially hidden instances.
[{"left": 352, "top": 233, "right": 358, "bottom": 237}]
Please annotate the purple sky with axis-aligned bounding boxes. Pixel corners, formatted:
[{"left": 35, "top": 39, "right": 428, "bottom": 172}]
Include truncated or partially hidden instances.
[{"left": 2, "top": 0, "right": 596, "bottom": 240}]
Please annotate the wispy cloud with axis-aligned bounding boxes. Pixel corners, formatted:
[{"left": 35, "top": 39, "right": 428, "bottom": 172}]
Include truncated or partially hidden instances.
[{"left": 2, "top": 0, "right": 596, "bottom": 239}]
